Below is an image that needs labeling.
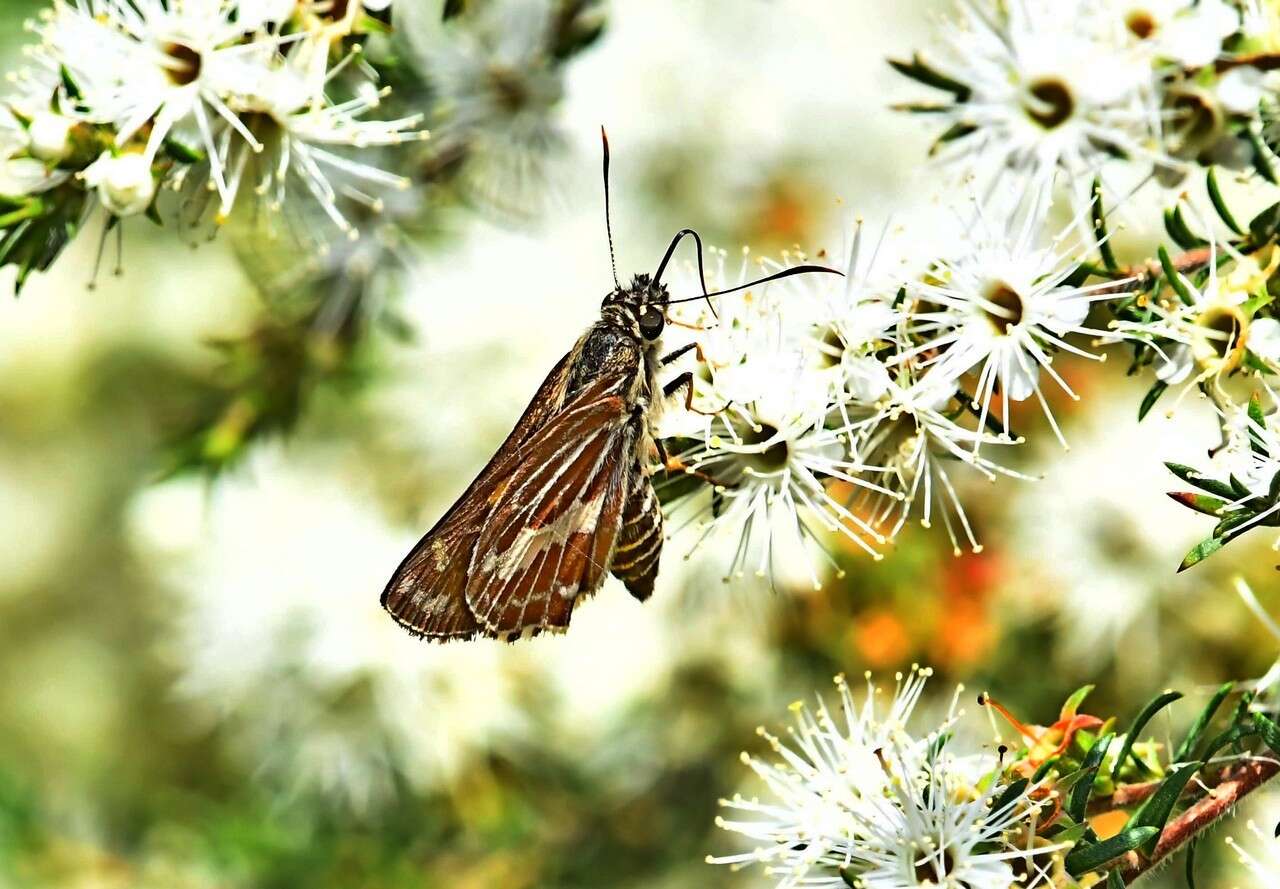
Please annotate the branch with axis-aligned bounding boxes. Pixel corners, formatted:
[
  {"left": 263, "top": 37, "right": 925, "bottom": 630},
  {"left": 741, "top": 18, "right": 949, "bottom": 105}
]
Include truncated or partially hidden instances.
[{"left": 1119, "top": 758, "right": 1280, "bottom": 883}]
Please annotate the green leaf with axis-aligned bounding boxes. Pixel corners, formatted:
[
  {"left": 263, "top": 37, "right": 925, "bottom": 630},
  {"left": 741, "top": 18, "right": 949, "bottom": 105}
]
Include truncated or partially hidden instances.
[
  {"left": 1113, "top": 692, "right": 1183, "bottom": 781},
  {"left": 1092, "top": 179, "right": 1119, "bottom": 273},
  {"left": 442, "top": 0, "right": 466, "bottom": 19},
  {"left": 1165, "top": 463, "right": 1238, "bottom": 500},
  {"left": 1139, "top": 380, "right": 1169, "bottom": 421},
  {"left": 990, "top": 778, "right": 1029, "bottom": 818},
  {"left": 1250, "top": 201, "right": 1280, "bottom": 244},
  {"left": 1108, "top": 869, "right": 1126, "bottom": 889},
  {"left": 1254, "top": 712, "right": 1280, "bottom": 754},
  {"left": 886, "top": 55, "right": 972, "bottom": 100},
  {"left": 1067, "top": 732, "right": 1114, "bottom": 823},
  {"left": 1207, "top": 167, "right": 1245, "bottom": 235},
  {"left": 1166, "top": 492, "right": 1227, "bottom": 516},
  {"left": 1063, "top": 684, "right": 1096, "bottom": 717},
  {"left": 1159, "top": 245, "right": 1196, "bottom": 306},
  {"left": 1199, "top": 723, "right": 1256, "bottom": 767},
  {"left": 1175, "top": 682, "right": 1234, "bottom": 763},
  {"left": 1185, "top": 836, "right": 1198, "bottom": 889},
  {"left": 1250, "top": 128, "right": 1279, "bottom": 185},
  {"left": 1165, "top": 206, "right": 1208, "bottom": 250},
  {"left": 1125, "top": 762, "right": 1200, "bottom": 856},
  {"left": 1064, "top": 827, "right": 1159, "bottom": 877},
  {"left": 1178, "top": 537, "right": 1224, "bottom": 572}
]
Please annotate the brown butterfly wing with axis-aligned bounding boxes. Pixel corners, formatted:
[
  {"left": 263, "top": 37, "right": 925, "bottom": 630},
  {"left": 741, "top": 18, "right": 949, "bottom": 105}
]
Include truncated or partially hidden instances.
[
  {"left": 381, "top": 352, "right": 576, "bottom": 640},
  {"left": 465, "top": 373, "right": 635, "bottom": 638}
]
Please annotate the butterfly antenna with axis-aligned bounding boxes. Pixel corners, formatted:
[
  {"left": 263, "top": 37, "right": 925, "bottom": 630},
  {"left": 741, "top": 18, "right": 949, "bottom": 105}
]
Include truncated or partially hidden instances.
[
  {"left": 601, "top": 126, "right": 619, "bottom": 290},
  {"left": 666, "top": 263, "right": 843, "bottom": 305},
  {"left": 653, "top": 227, "right": 717, "bottom": 318}
]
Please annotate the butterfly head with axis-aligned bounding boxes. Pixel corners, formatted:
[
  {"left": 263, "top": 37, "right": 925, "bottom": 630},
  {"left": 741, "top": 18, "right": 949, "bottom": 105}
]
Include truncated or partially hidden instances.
[{"left": 602, "top": 272, "right": 671, "bottom": 344}]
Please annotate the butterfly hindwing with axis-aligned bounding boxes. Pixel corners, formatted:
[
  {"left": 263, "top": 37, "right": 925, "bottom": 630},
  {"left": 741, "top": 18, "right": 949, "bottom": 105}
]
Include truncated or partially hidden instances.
[
  {"left": 380, "top": 352, "right": 576, "bottom": 640},
  {"left": 465, "top": 373, "right": 635, "bottom": 638}
]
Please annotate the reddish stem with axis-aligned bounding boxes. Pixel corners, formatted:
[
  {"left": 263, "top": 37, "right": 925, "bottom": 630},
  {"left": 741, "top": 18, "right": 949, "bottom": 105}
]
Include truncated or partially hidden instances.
[{"left": 1119, "top": 758, "right": 1280, "bottom": 883}]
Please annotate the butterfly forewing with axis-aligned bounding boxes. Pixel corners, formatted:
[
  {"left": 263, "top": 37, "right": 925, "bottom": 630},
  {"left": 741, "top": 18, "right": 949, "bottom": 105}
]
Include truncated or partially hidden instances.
[
  {"left": 380, "top": 352, "right": 576, "bottom": 640},
  {"left": 465, "top": 374, "right": 635, "bottom": 637}
]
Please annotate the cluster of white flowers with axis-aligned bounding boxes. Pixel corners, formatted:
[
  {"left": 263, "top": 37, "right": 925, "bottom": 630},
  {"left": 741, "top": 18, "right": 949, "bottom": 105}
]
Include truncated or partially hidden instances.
[
  {"left": 708, "top": 667, "right": 1063, "bottom": 888},
  {"left": 1226, "top": 819, "right": 1280, "bottom": 889},
  {"left": 4, "top": 0, "right": 421, "bottom": 236},
  {"left": 656, "top": 194, "right": 1127, "bottom": 577},
  {"left": 898, "top": 0, "right": 1274, "bottom": 197}
]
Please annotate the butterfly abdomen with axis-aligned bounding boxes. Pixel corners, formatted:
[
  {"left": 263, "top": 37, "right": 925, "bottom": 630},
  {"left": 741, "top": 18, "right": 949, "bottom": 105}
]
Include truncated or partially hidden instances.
[{"left": 610, "top": 470, "right": 663, "bottom": 602}]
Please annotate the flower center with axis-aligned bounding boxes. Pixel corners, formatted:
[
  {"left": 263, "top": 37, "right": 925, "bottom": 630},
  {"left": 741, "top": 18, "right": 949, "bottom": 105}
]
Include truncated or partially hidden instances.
[
  {"left": 817, "top": 323, "right": 845, "bottom": 369},
  {"left": 1125, "top": 10, "right": 1158, "bottom": 39},
  {"left": 320, "top": 0, "right": 352, "bottom": 21},
  {"left": 487, "top": 66, "right": 532, "bottom": 114},
  {"left": 1166, "top": 89, "right": 1222, "bottom": 156},
  {"left": 1025, "top": 77, "right": 1075, "bottom": 130},
  {"left": 1197, "top": 306, "right": 1244, "bottom": 361},
  {"left": 983, "top": 281, "right": 1025, "bottom": 335},
  {"left": 743, "top": 422, "right": 791, "bottom": 473},
  {"left": 915, "top": 847, "right": 961, "bottom": 884},
  {"left": 163, "top": 42, "right": 203, "bottom": 87}
]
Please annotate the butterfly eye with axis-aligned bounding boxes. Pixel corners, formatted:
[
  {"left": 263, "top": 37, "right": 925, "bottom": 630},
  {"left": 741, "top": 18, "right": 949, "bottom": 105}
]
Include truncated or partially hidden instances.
[{"left": 639, "top": 308, "right": 665, "bottom": 340}]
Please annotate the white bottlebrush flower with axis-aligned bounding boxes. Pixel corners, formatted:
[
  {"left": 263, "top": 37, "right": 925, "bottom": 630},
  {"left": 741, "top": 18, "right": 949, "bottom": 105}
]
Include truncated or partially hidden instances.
[
  {"left": 707, "top": 669, "right": 933, "bottom": 886},
  {"left": 39, "top": 0, "right": 266, "bottom": 207},
  {"left": 1114, "top": 238, "right": 1278, "bottom": 389},
  {"left": 710, "top": 669, "right": 1061, "bottom": 889},
  {"left": 658, "top": 239, "right": 903, "bottom": 580},
  {"left": 918, "top": 0, "right": 1160, "bottom": 194},
  {"left": 1101, "top": 0, "right": 1240, "bottom": 68},
  {"left": 904, "top": 193, "right": 1126, "bottom": 447},
  {"left": 218, "top": 35, "right": 427, "bottom": 231},
  {"left": 126, "top": 446, "right": 522, "bottom": 812},
  {"left": 844, "top": 371, "right": 1029, "bottom": 555},
  {"left": 851, "top": 746, "right": 1058, "bottom": 889},
  {"left": 669, "top": 401, "right": 892, "bottom": 586},
  {"left": 409, "top": 0, "right": 567, "bottom": 216},
  {"left": 81, "top": 151, "right": 156, "bottom": 215},
  {"left": 1191, "top": 399, "right": 1280, "bottom": 541}
]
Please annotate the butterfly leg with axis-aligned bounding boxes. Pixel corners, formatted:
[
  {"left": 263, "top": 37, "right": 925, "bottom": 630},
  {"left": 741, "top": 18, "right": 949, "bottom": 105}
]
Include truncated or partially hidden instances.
[
  {"left": 663, "top": 371, "right": 728, "bottom": 417},
  {"left": 660, "top": 342, "right": 698, "bottom": 365}
]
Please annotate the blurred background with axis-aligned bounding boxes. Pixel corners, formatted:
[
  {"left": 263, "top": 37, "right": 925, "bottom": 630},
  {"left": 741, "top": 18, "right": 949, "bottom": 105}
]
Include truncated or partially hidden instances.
[{"left": 0, "top": 1, "right": 1278, "bottom": 887}]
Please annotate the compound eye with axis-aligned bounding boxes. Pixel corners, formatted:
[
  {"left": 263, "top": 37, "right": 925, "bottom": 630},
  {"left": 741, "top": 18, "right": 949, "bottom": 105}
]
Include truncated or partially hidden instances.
[{"left": 639, "top": 307, "right": 665, "bottom": 340}]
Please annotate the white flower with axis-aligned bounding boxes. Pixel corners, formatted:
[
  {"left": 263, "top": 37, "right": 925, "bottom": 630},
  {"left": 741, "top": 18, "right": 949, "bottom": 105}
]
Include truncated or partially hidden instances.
[
  {"left": 710, "top": 669, "right": 1062, "bottom": 889},
  {"left": 844, "top": 371, "right": 1030, "bottom": 555},
  {"left": 126, "top": 446, "right": 522, "bottom": 812},
  {"left": 218, "top": 36, "right": 426, "bottom": 231},
  {"left": 904, "top": 193, "right": 1126, "bottom": 447},
  {"left": 81, "top": 151, "right": 155, "bottom": 215},
  {"left": 707, "top": 669, "right": 933, "bottom": 885},
  {"left": 1114, "top": 237, "right": 1277, "bottom": 389},
  {"left": 670, "top": 402, "right": 892, "bottom": 587},
  {"left": 851, "top": 748, "right": 1058, "bottom": 889},
  {"left": 919, "top": 0, "right": 1161, "bottom": 193},
  {"left": 409, "top": 0, "right": 567, "bottom": 216},
  {"left": 1103, "top": 0, "right": 1240, "bottom": 68},
  {"left": 41, "top": 0, "right": 265, "bottom": 207}
]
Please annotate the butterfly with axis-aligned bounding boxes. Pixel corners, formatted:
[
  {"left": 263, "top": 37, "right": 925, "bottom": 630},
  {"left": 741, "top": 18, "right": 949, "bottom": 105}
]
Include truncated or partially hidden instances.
[{"left": 381, "top": 131, "right": 839, "bottom": 642}]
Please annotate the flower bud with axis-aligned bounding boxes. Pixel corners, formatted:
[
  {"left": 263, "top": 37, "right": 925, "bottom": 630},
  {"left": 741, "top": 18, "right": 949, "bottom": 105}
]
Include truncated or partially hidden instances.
[
  {"left": 28, "top": 112, "right": 75, "bottom": 163},
  {"left": 83, "top": 152, "right": 156, "bottom": 217}
]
